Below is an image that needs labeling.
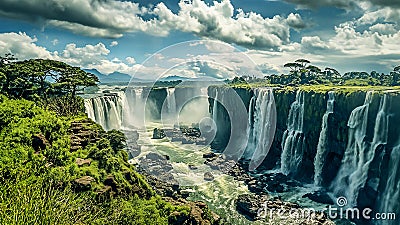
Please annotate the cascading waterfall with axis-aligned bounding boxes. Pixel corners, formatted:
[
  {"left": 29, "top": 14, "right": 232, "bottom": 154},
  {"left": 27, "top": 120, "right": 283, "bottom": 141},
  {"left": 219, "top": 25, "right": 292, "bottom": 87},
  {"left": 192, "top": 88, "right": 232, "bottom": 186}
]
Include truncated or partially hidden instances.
[
  {"left": 378, "top": 144, "right": 400, "bottom": 225},
  {"left": 281, "top": 90, "right": 305, "bottom": 176},
  {"left": 85, "top": 100, "right": 96, "bottom": 121},
  {"left": 331, "top": 91, "right": 373, "bottom": 205},
  {"left": 122, "top": 87, "right": 145, "bottom": 129},
  {"left": 244, "top": 96, "right": 256, "bottom": 158},
  {"left": 166, "top": 88, "right": 177, "bottom": 116},
  {"left": 314, "top": 91, "right": 335, "bottom": 186},
  {"left": 212, "top": 90, "right": 219, "bottom": 123},
  {"left": 84, "top": 94, "right": 123, "bottom": 131},
  {"left": 246, "top": 89, "right": 277, "bottom": 171},
  {"left": 84, "top": 87, "right": 145, "bottom": 131},
  {"left": 332, "top": 92, "right": 392, "bottom": 206}
]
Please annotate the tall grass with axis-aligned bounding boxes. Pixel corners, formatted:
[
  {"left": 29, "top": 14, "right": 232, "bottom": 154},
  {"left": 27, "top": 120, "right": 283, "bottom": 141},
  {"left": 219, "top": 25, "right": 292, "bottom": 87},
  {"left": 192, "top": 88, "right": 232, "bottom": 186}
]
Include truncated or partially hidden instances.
[
  {"left": 0, "top": 176, "right": 185, "bottom": 225},
  {"left": 0, "top": 178, "right": 101, "bottom": 225}
]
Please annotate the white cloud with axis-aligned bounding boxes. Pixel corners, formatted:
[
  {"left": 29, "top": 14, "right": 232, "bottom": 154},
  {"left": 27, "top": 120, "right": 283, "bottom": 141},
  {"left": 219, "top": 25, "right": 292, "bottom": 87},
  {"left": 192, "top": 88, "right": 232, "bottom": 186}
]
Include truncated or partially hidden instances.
[
  {"left": 286, "top": 13, "right": 307, "bottom": 29},
  {"left": 0, "top": 32, "right": 139, "bottom": 76},
  {"left": 125, "top": 57, "right": 136, "bottom": 64},
  {"left": 357, "top": 8, "right": 400, "bottom": 25},
  {"left": 0, "top": 32, "right": 52, "bottom": 59},
  {"left": 369, "top": 23, "right": 397, "bottom": 35},
  {"left": 0, "top": 0, "right": 153, "bottom": 38},
  {"left": 0, "top": 0, "right": 305, "bottom": 49},
  {"left": 301, "top": 36, "right": 330, "bottom": 51},
  {"left": 110, "top": 41, "right": 118, "bottom": 47},
  {"left": 151, "top": 0, "right": 300, "bottom": 49},
  {"left": 57, "top": 42, "right": 110, "bottom": 67}
]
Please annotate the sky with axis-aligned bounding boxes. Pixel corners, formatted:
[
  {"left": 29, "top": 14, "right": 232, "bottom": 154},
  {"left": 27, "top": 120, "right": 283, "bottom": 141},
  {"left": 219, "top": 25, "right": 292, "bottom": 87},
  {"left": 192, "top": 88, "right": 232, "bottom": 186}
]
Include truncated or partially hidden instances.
[{"left": 0, "top": 0, "right": 399, "bottom": 80}]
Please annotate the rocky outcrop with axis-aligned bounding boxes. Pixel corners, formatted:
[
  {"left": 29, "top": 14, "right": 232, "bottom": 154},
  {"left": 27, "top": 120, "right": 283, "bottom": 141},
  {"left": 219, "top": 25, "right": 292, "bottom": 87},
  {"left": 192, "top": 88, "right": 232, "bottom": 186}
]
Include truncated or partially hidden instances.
[
  {"left": 204, "top": 172, "right": 214, "bottom": 181},
  {"left": 164, "top": 197, "right": 221, "bottom": 225},
  {"left": 73, "top": 176, "right": 95, "bottom": 191},
  {"left": 75, "top": 158, "right": 92, "bottom": 166},
  {"left": 32, "top": 133, "right": 51, "bottom": 152},
  {"left": 135, "top": 152, "right": 184, "bottom": 199},
  {"left": 69, "top": 119, "right": 100, "bottom": 151},
  {"left": 235, "top": 194, "right": 269, "bottom": 220},
  {"left": 236, "top": 194, "right": 334, "bottom": 224},
  {"left": 152, "top": 128, "right": 166, "bottom": 139},
  {"left": 125, "top": 130, "right": 141, "bottom": 159},
  {"left": 153, "top": 126, "right": 207, "bottom": 145}
]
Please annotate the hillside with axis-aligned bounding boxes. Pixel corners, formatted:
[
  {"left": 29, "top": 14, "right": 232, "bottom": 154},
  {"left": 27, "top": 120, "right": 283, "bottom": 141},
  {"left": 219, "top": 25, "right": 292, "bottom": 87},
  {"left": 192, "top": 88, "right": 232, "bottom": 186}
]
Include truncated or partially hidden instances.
[{"left": 0, "top": 95, "right": 219, "bottom": 224}]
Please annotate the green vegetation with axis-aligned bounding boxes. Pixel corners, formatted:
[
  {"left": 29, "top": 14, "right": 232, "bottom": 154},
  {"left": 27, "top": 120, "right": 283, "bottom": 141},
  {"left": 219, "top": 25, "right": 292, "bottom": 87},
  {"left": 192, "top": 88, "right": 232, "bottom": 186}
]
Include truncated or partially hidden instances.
[
  {"left": 0, "top": 95, "right": 191, "bottom": 224},
  {"left": 229, "top": 58, "right": 400, "bottom": 88},
  {"left": 0, "top": 54, "right": 98, "bottom": 99}
]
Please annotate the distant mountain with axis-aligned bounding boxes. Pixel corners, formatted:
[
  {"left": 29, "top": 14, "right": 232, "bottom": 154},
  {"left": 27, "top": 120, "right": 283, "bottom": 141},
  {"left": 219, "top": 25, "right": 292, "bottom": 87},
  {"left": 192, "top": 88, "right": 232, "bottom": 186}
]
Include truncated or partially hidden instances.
[
  {"left": 84, "top": 69, "right": 146, "bottom": 84},
  {"left": 159, "top": 75, "right": 221, "bottom": 82},
  {"left": 160, "top": 75, "right": 190, "bottom": 81}
]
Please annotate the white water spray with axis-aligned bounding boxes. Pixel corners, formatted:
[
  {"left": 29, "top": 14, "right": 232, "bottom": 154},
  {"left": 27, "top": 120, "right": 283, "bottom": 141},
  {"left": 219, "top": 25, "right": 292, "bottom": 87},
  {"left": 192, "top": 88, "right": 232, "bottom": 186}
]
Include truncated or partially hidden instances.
[
  {"left": 378, "top": 144, "right": 400, "bottom": 225},
  {"left": 246, "top": 88, "right": 277, "bottom": 171},
  {"left": 332, "top": 92, "right": 391, "bottom": 206},
  {"left": 314, "top": 91, "right": 335, "bottom": 186},
  {"left": 281, "top": 90, "right": 305, "bottom": 176},
  {"left": 84, "top": 94, "right": 122, "bottom": 131}
]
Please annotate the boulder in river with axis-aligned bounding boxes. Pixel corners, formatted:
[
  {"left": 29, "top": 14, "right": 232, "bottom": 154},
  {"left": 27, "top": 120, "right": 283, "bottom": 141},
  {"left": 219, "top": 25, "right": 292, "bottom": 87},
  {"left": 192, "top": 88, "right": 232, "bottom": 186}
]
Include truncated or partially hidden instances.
[
  {"left": 204, "top": 172, "right": 214, "bottom": 181},
  {"left": 152, "top": 128, "right": 166, "bottom": 139}
]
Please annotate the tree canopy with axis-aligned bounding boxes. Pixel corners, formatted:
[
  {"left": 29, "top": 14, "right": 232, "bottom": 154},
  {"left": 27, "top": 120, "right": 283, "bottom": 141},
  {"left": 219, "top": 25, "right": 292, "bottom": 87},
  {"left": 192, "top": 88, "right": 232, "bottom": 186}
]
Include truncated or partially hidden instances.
[
  {"left": 233, "top": 58, "right": 400, "bottom": 87},
  {"left": 0, "top": 56, "right": 99, "bottom": 99}
]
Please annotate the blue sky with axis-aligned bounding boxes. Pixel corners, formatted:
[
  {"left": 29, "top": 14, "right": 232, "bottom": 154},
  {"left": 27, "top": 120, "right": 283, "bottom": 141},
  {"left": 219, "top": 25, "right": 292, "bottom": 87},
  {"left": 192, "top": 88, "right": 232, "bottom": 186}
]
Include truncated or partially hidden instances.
[{"left": 0, "top": 0, "right": 399, "bottom": 80}]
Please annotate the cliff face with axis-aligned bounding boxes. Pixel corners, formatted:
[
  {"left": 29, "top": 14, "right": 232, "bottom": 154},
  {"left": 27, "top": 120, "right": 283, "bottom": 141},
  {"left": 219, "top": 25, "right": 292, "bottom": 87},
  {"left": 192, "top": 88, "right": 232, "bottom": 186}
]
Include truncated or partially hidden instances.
[
  {"left": 84, "top": 85, "right": 400, "bottom": 223},
  {"left": 208, "top": 86, "right": 400, "bottom": 219}
]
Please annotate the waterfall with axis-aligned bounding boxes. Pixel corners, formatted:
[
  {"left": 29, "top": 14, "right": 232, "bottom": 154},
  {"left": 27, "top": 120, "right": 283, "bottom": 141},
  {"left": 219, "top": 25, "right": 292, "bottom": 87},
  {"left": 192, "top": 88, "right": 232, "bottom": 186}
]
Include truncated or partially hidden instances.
[
  {"left": 332, "top": 92, "right": 391, "bottom": 206},
  {"left": 244, "top": 96, "right": 256, "bottom": 158},
  {"left": 314, "top": 91, "right": 335, "bottom": 186},
  {"left": 122, "top": 87, "right": 145, "bottom": 129},
  {"left": 200, "top": 87, "right": 208, "bottom": 96},
  {"left": 84, "top": 87, "right": 146, "bottom": 131},
  {"left": 281, "top": 90, "right": 305, "bottom": 176},
  {"left": 85, "top": 100, "right": 95, "bottom": 121},
  {"left": 84, "top": 94, "right": 123, "bottom": 131},
  {"left": 166, "top": 88, "right": 177, "bottom": 115},
  {"left": 212, "top": 89, "right": 219, "bottom": 123},
  {"left": 248, "top": 89, "right": 277, "bottom": 171},
  {"left": 378, "top": 144, "right": 400, "bottom": 225}
]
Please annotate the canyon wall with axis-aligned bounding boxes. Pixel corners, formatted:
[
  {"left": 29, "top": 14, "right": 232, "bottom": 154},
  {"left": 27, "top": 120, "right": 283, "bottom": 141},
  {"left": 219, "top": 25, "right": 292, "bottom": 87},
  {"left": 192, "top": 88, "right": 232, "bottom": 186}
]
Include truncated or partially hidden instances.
[{"left": 208, "top": 86, "right": 400, "bottom": 222}]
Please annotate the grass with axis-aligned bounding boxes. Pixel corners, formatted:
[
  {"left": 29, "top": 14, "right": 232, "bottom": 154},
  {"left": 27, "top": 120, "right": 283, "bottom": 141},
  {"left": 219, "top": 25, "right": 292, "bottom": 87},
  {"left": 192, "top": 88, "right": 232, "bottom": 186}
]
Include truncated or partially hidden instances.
[
  {"left": 223, "top": 82, "right": 400, "bottom": 94},
  {"left": 0, "top": 176, "right": 188, "bottom": 225}
]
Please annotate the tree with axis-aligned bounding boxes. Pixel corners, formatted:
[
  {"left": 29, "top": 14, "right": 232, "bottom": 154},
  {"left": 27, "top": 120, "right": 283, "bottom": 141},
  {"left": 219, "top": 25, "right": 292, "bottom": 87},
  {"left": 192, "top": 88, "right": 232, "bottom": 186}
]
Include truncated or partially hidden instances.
[
  {"left": 324, "top": 67, "right": 340, "bottom": 79},
  {"left": 306, "top": 65, "right": 321, "bottom": 74},
  {"left": 295, "top": 59, "right": 310, "bottom": 68},
  {"left": 0, "top": 55, "right": 98, "bottom": 98},
  {"left": 284, "top": 62, "right": 302, "bottom": 73},
  {"left": 55, "top": 66, "right": 99, "bottom": 96},
  {"left": 0, "top": 54, "right": 17, "bottom": 94},
  {"left": 389, "top": 65, "right": 400, "bottom": 86}
]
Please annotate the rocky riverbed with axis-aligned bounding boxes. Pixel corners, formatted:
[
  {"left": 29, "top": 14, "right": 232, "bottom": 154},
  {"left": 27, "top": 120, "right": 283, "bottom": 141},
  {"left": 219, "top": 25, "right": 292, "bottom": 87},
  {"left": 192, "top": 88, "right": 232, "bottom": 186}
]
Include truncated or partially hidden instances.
[
  {"left": 203, "top": 153, "right": 336, "bottom": 224},
  {"left": 128, "top": 124, "right": 337, "bottom": 224}
]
